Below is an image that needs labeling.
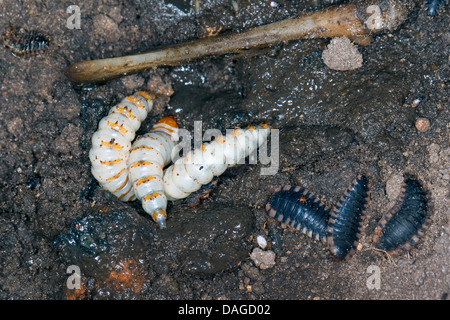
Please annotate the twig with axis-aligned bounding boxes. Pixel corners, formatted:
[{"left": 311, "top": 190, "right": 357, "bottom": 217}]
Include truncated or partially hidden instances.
[
  {"left": 65, "top": 0, "right": 415, "bottom": 82},
  {"left": 370, "top": 246, "right": 397, "bottom": 266}
]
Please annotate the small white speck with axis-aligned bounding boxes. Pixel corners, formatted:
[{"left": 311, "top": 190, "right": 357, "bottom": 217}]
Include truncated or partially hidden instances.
[{"left": 256, "top": 235, "right": 267, "bottom": 249}]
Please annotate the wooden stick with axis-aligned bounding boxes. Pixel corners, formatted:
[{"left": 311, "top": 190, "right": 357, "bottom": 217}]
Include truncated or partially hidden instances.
[{"left": 65, "top": 0, "right": 414, "bottom": 82}]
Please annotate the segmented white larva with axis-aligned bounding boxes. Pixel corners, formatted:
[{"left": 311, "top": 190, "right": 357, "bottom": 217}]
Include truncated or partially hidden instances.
[
  {"left": 163, "top": 123, "right": 271, "bottom": 200},
  {"left": 89, "top": 91, "right": 156, "bottom": 202},
  {"left": 129, "top": 115, "right": 179, "bottom": 228}
]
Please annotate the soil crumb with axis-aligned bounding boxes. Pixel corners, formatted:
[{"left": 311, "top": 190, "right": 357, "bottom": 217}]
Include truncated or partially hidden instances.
[{"left": 322, "top": 36, "right": 363, "bottom": 71}]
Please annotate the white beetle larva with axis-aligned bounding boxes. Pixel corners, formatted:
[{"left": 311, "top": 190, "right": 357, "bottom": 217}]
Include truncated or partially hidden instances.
[
  {"left": 163, "top": 123, "right": 271, "bottom": 200},
  {"left": 129, "top": 115, "right": 179, "bottom": 228},
  {"left": 89, "top": 91, "right": 156, "bottom": 202}
]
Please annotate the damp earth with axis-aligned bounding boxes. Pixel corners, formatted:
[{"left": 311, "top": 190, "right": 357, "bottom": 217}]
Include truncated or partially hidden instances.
[{"left": 0, "top": 0, "right": 448, "bottom": 299}]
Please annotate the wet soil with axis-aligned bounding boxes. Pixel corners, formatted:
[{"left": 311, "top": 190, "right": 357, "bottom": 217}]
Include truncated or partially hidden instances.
[{"left": 0, "top": 0, "right": 448, "bottom": 300}]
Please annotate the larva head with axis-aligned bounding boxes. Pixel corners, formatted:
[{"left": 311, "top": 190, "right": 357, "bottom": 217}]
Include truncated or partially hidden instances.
[
  {"left": 155, "top": 115, "right": 178, "bottom": 129},
  {"left": 136, "top": 91, "right": 156, "bottom": 102},
  {"left": 151, "top": 115, "right": 179, "bottom": 140}
]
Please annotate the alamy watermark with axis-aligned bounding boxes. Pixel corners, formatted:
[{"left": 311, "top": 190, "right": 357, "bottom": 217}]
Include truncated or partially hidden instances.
[
  {"left": 169, "top": 121, "right": 279, "bottom": 176},
  {"left": 366, "top": 265, "right": 381, "bottom": 290},
  {"left": 66, "top": 265, "right": 81, "bottom": 290},
  {"left": 66, "top": 5, "right": 81, "bottom": 30}
]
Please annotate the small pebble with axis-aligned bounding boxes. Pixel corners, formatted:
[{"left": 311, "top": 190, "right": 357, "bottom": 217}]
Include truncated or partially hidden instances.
[
  {"left": 385, "top": 174, "right": 404, "bottom": 202},
  {"left": 256, "top": 235, "right": 267, "bottom": 250},
  {"left": 250, "top": 248, "right": 276, "bottom": 269},
  {"left": 411, "top": 97, "right": 423, "bottom": 108},
  {"left": 270, "top": 1, "right": 280, "bottom": 7},
  {"left": 415, "top": 118, "right": 431, "bottom": 132}
]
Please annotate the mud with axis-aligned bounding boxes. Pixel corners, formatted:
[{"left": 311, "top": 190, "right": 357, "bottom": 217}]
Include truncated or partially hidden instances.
[{"left": 0, "top": 0, "right": 448, "bottom": 300}]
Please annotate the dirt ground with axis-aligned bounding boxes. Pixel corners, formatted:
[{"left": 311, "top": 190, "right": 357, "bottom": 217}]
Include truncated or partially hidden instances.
[{"left": 0, "top": 0, "right": 448, "bottom": 300}]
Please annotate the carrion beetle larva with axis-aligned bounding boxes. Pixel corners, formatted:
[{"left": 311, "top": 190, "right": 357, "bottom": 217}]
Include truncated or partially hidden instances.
[
  {"left": 265, "top": 185, "right": 331, "bottom": 243},
  {"left": 326, "top": 174, "right": 370, "bottom": 261},
  {"left": 425, "top": 0, "right": 444, "bottom": 16},
  {"left": 1, "top": 26, "right": 50, "bottom": 57},
  {"left": 372, "top": 175, "right": 431, "bottom": 254}
]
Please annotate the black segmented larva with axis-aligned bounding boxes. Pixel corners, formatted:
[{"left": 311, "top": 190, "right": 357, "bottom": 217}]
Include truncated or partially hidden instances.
[
  {"left": 129, "top": 115, "right": 179, "bottom": 228},
  {"left": 264, "top": 173, "right": 434, "bottom": 261},
  {"left": 265, "top": 185, "right": 331, "bottom": 243},
  {"left": 326, "top": 174, "right": 370, "bottom": 261},
  {"left": 89, "top": 91, "right": 156, "bottom": 202},
  {"left": 372, "top": 175, "right": 431, "bottom": 254},
  {"left": 1, "top": 26, "right": 50, "bottom": 57},
  {"left": 163, "top": 124, "right": 271, "bottom": 200},
  {"left": 425, "top": 0, "right": 444, "bottom": 16}
]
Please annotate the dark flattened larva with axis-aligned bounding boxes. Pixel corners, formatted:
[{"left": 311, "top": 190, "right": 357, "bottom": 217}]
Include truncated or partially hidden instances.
[
  {"left": 425, "top": 0, "right": 445, "bottom": 16},
  {"left": 372, "top": 175, "right": 431, "bottom": 254},
  {"left": 266, "top": 185, "right": 331, "bottom": 243},
  {"left": 1, "top": 26, "right": 50, "bottom": 57},
  {"left": 326, "top": 174, "right": 370, "bottom": 261}
]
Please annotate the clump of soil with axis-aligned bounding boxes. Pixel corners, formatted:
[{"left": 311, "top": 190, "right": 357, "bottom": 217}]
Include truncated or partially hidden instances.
[{"left": 322, "top": 36, "right": 363, "bottom": 71}]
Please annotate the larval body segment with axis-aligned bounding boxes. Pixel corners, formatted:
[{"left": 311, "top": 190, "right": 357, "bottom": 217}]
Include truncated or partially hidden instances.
[
  {"left": 163, "top": 124, "right": 271, "bottom": 200},
  {"left": 89, "top": 91, "right": 156, "bottom": 201},
  {"left": 129, "top": 115, "right": 179, "bottom": 228}
]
